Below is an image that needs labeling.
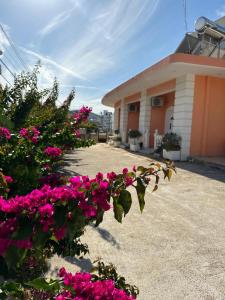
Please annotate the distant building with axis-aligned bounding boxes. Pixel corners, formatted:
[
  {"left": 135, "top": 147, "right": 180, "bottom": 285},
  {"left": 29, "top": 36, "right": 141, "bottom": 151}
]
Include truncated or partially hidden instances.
[{"left": 100, "top": 110, "right": 113, "bottom": 132}]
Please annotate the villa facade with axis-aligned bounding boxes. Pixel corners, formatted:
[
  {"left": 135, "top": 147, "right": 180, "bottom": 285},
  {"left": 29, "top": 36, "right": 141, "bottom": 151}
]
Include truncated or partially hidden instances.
[{"left": 101, "top": 17, "right": 225, "bottom": 161}]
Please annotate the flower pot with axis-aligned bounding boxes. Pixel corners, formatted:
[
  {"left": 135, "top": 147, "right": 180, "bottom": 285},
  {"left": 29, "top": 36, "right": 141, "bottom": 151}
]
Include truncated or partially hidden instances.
[
  {"left": 163, "top": 149, "right": 180, "bottom": 161},
  {"left": 130, "top": 144, "right": 140, "bottom": 152}
]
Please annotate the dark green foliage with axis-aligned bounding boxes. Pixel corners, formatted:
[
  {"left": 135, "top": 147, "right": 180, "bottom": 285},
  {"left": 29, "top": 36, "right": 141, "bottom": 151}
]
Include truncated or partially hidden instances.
[
  {"left": 162, "top": 132, "right": 181, "bottom": 151},
  {"left": 0, "top": 64, "right": 75, "bottom": 130},
  {"left": 128, "top": 130, "right": 142, "bottom": 138}
]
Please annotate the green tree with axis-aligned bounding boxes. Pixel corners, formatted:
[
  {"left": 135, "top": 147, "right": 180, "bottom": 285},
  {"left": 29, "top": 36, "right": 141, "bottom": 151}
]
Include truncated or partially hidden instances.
[{"left": 0, "top": 64, "right": 75, "bottom": 130}]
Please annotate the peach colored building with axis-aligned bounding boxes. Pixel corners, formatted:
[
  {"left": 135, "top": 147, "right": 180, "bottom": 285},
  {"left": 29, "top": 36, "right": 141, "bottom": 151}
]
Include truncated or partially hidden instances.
[{"left": 102, "top": 16, "right": 225, "bottom": 160}]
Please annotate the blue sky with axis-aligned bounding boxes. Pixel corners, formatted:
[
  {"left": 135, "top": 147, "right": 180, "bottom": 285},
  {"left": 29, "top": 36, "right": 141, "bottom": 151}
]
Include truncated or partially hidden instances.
[{"left": 0, "top": 0, "right": 225, "bottom": 113}]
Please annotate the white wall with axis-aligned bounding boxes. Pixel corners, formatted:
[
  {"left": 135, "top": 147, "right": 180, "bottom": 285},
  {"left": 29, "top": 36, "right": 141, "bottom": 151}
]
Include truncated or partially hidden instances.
[
  {"left": 119, "top": 99, "right": 128, "bottom": 143},
  {"left": 173, "top": 74, "right": 195, "bottom": 160},
  {"left": 138, "top": 91, "right": 151, "bottom": 148}
]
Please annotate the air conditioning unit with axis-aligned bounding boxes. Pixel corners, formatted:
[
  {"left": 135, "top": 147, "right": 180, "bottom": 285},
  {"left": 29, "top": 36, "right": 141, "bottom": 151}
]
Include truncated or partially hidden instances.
[
  {"left": 151, "top": 97, "right": 164, "bottom": 107},
  {"left": 128, "top": 103, "right": 138, "bottom": 112}
]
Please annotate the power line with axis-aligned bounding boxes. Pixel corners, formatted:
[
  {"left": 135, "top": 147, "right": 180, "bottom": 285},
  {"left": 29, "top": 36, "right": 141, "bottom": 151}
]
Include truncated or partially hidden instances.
[
  {"left": 182, "top": 0, "right": 188, "bottom": 32},
  {"left": 182, "top": 0, "right": 191, "bottom": 53},
  {"left": 0, "top": 58, "right": 15, "bottom": 78},
  {"left": 3, "top": 52, "right": 19, "bottom": 72},
  {"left": 2, "top": 44, "right": 22, "bottom": 71},
  {"left": 0, "top": 23, "right": 29, "bottom": 71},
  {"left": 0, "top": 73, "right": 11, "bottom": 86}
]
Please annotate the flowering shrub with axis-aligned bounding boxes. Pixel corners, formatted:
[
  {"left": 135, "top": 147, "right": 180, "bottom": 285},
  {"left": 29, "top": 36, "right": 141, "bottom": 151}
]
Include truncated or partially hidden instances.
[
  {"left": 0, "top": 86, "right": 175, "bottom": 298},
  {"left": 0, "top": 162, "right": 174, "bottom": 276},
  {"left": 0, "top": 263, "right": 138, "bottom": 299},
  {"left": 0, "top": 107, "right": 95, "bottom": 196}
]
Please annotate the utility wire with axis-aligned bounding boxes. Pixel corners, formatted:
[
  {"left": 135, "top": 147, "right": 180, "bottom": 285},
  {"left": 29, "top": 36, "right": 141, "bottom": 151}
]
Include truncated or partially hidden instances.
[
  {"left": 182, "top": 0, "right": 191, "bottom": 54},
  {"left": 182, "top": 0, "right": 188, "bottom": 32},
  {"left": 2, "top": 45, "right": 22, "bottom": 70},
  {"left": 3, "top": 52, "right": 19, "bottom": 72},
  {"left": 0, "top": 58, "right": 15, "bottom": 78},
  {"left": 0, "top": 73, "right": 11, "bottom": 86},
  {"left": 0, "top": 23, "right": 29, "bottom": 71}
]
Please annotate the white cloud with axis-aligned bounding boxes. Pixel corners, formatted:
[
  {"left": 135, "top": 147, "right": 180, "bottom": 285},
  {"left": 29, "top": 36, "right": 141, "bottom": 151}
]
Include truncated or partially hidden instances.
[
  {"left": 39, "top": 9, "right": 74, "bottom": 36},
  {"left": 216, "top": 5, "right": 225, "bottom": 18},
  {"left": 38, "top": 0, "right": 85, "bottom": 36},
  {"left": 21, "top": 47, "right": 86, "bottom": 80},
  {"left": 60, "top": 0, "right": 160, "bottom": 80},
  {"left": 1, "top": 1, "right": 160, "bottom": 111}
]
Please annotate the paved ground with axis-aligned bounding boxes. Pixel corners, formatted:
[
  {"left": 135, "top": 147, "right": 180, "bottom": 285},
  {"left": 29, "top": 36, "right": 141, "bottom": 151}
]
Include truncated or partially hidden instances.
[{"left": 50, "top": 144, "right": 225, "bottom": 300}]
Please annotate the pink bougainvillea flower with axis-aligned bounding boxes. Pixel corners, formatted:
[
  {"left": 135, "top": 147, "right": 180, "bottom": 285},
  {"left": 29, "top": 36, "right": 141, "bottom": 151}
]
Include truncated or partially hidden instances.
[
  {"left": 56, "top": 268, "right": 135, "bottom": 300},
  {"left": 44, "top": 146, "right": 62, "bottom": 157},
  {"left": 0, "top": 127, "right": 11, "bottom": 140},
  {"left": 123, "top": 168, "right": 128, "bottom": 175},
  {"left": 4, "top": 175, "right": 13, "bottom": 184}
]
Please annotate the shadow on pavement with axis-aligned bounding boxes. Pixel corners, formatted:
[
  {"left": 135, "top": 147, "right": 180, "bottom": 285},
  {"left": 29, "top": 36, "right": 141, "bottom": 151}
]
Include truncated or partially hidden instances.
[
  {"left": 90, "top": 225, "right": 120, "bottom": 249},
  {"left": 64, "top": 257, "right": 93, "bottom": 272},
  {"left": 123, "top": 148, "right": 225, "bottom": 184},
  {"left": 175, "top": 161, "right": 225, "bottom": 184}
]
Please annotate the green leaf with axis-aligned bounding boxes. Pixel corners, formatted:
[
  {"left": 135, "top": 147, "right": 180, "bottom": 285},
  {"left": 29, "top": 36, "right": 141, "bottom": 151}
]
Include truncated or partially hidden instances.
[
  {"left": 118, "top": 190, "right": 132, "bottom": 216},
  {"left": 95, "top": 207, "right": 104, "bottom": 226},
  {"left": 113, "top": 197, "right": 124, "bottom": 223},
  {"left": 4, "top": 246, "right": 27, "bottom": 269},
  {"left": 137, "top": 166, "right": 147, "bottom": 174},
  {"left": 33, "top": 225, "right": 51, "bottom": 250},
  {"left": 54, "top": 205, "right": 67, "bottom": 227},
  {"left": 12, "top": 216, "right": 33, "bottom": 240},
  {"left": 135, "top": 177, "right": 146, "bottom": 212},
  {"left": 26, "top": 278, "right": 60, "bottom": 293}
]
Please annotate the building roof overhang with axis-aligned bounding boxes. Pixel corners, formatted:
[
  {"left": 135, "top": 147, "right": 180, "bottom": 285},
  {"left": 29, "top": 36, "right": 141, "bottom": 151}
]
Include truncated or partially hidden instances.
[{"left": 101, "top": 53, "right": 225, "bottom": 107}]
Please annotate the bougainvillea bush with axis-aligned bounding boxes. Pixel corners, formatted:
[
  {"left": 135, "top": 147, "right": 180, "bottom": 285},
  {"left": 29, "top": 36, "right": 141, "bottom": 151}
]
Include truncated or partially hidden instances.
[
  {"left": 0, "top": 68, "right": 175, "bottom": 298},
  {"left": 0, "top": 106, "right": 95, "bottom": 196},
  {"left": 0, "top": 157, "right": 174, "bottom": 298}
]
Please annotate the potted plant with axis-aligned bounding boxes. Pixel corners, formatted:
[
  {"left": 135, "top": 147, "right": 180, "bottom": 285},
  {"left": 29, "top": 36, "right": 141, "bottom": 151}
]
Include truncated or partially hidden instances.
[
  {"left": 162, "top": 132, "right": 181, "bottom": 160},
  {"left": 128, "top": 130, "right": 142, "bottom": 152}
]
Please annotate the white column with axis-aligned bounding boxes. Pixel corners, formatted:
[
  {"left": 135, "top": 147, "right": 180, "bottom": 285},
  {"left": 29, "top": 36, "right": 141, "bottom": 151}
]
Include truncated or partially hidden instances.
[
  {"left": 139, "top": 91, "right": 151, "bottom": 148},
  {"left": 113, "top": 108, "right": 119, "bottom": 132},
  {"left": 173, "top": 74, "right": 195, "bottom": 160},
  {"left": 119, "top": 99, "right": 128, "bottom": 143}
]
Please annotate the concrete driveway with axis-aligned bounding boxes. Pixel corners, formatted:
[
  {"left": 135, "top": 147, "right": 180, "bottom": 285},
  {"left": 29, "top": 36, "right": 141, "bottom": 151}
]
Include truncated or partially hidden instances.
[{"left": 51, "top": 144, "right": 225, "bottom": 300}]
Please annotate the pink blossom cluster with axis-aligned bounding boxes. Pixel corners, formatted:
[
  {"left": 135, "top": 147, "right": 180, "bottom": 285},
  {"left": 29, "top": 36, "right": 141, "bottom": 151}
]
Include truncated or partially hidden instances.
[
  {"left": 0, "top": 127, "right": 11, "bottom": 140},
  {"left": 73, "top": 106, "right": 92, "bottom": 124},
  {"left": 4, "top": 175, "right": 13, "bottom": 184},
  {"left": 55, "top": 267, "right": 135, "bottom": 300},
  {"left": 44, "top": 146, "right": 62, "bottom": 157},
  {"left": 19, "top": 127, "right": 40, "bottom": 144},
  {"left": 0, "top": 167, "right": 136, "bottom": 256}
]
